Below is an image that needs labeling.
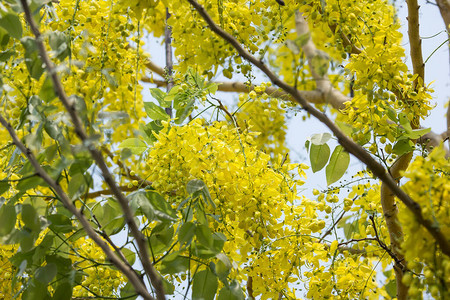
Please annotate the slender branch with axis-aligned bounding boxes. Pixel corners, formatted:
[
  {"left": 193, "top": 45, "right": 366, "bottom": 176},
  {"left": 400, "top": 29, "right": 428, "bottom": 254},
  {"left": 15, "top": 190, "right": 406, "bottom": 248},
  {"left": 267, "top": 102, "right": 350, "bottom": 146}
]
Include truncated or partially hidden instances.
[
  {"left": 101, "top": 146, "right": 153, "bottom": 187},
  {"left": 406, "top": 0, "right": 425, "bottom": 86},
  {"left": 141, "top": 72, "right": 345, "bottom": 106},
  {"left": 85, "top": 185, "right": 139, "bottom": 199},
  {"left": 19, "top": 1, "right": 165, "bottom": 299},
  {"left": 186, "top": 0, "right": 450, "bottom": 257},
  {"left": 0, "top": 114, "right": 153, "bottom": 300},
  {"left": 319, "top": 211, "right": 345, "bottom": 243},
  {"left": 435, "top": 0, "right": 450, "bottom": 64},
  {"left": 369, "top": 216, "right": 406, "bottom": 270}
]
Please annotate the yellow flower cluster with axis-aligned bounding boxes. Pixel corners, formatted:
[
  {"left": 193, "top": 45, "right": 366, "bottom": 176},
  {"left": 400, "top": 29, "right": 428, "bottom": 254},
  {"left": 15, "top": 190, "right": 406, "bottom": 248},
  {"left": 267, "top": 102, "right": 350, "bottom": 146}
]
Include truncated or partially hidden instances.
[
  {"left": 72, "top": 237, "right": 126, "bottom": 298},
  {"left": 143, "top": 119, "right": 387, "bottom": 297},
  {"left": 0, "top": 245, "right": 19, "bottom": 299},
  {"left": 1, "top": 0, "right": 147, "bottom": 144},
  {"left": 235, "top": 83, "right": 289, "bottom": 161},
  {"left": 399, "top": 145, "right": 450, "bottom": 299}
]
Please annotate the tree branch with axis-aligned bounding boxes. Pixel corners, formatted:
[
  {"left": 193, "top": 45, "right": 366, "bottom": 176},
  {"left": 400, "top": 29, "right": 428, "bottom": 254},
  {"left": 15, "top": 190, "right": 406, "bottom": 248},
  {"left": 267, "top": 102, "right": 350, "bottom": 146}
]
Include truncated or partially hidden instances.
[
  {"left": 186, "top": 0, "right": 450, "bottom": 257},
  {"left": 19, "top": 1, "right": 165, "bottom": 299},
  {"left": 406, "top": 0, "right": 425, "bottom": 86},
  {"left": 0, "top": 114, "right": 153, "bottom": 300}
]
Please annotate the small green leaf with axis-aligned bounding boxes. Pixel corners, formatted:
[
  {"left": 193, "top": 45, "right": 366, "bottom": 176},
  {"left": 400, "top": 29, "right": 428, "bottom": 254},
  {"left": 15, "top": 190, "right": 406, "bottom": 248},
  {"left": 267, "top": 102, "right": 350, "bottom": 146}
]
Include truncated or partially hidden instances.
[
  {"left": 186, "top": 179, "right": 215, "bottom": 208},
  {"left": 47, "top": 214, "right": 73, "bottom": 233},
  {"left": 175, "top": 99, "right": 195, "bottom": 124},
  {"left": 144, "top": 102, "right": 169, "bottom": 120},
  {"left": 192, "top": 269, "right": 218, "bottom": 300},
  {"left": 21, "top": 204, "right": 40, "bottom": 232},
  {"left": 0, "top": 12, "right": 23, "bottom": 39},
  {"left": 121, "top": 248, "right": 136, "bottom": 266},
  {"left": 217, "top": 280, "right": 245, "bottom": 300},
  {"left": 405, "top": 127, "right": 431, "bottom": 139},
  {"left": 309, "top": 143, "right": 330, "bottom": 173},
  {"left": 36, "top": 263, "right": 57, "bottom": 283},
  {"left": 385, "top": 279, "right": 397, "bottom": 298},
  {"left": 160, "top": 252, "right": 189, "bottom": 274},
  {"left": 0, "top": 203, "right": 16, "bottom": 236},
  {"left": 39, "top": 77, "right": 56, "bottom": 102},
  {"left": 118, "top": 138, "right": 147, "bottom": 155},
  {"left": 326, "top": 146, "right": 350, "bottom": 185},
  {"left": 0, "top": 180, "right": 10, "bottom": 195},
  {"left": 196, "top": 224, "right": 213, "bottom": 248},
  {"left": 21, "top": 37, "right": 45, "bottom": 80},
  {"left": 178, "top": 222, "right": 196, "bottom": 246},
  {"left": 393, "top": 138, "right": 414, "bottom": 156},
  {"left": 310, "top": 133, "right": 332, "bottom": 145},
  {"left": 146, "top": 191, "right": 177, "bottom": 221},
  {"left": 120, "top": 282, "right": 138, "bottom": 300},
  {"left": 52, "top": 281, "right": 73, "bottom": 300},
  {"left": 150, "top": 88, "right": 171, "bottom": 107}
]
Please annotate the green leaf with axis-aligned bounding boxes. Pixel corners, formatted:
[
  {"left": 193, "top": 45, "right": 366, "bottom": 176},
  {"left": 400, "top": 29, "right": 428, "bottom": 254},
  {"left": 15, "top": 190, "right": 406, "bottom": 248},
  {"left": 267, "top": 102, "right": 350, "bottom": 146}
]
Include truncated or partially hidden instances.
[
  {"left": 48, "top": 30, "right": 70, "bottom": 61},
  {"left": 196, "top": 224, "right": 213, "bottom": 248},
  {"left": 0, "top": 12, "right": 22, "bottom": 39},
  {"left": 21, "top": 37, "right": 45, "bottom": 80},
  {"left": 35, "top": 263, "right": 57, "bottom": 283},
  {"left": 150, "top": 88, "right": 171, "bottom": 107},
  {"left": 68, "top": 172, "right": 91, "bottom": 200},
  {"left": 144, "top": 102, "right": 169, "bottom": 120},
  {"left": 309, "top": 143, "right": 330, "bottom": 173},
  {"left": 186, "top": 179, "right": 215, "bottom": 208},
  {"left": 178, "top": 221, "right": 196, "bottom": 246},
  {"left": 0, "top": 27, "right": 11, "bottom": 49},
  {"left": 192, "top": 269, "right": 218, "bottom": 300},
  {"left": 336, "top": 120, "right": 354, "bottom": 137},
  {"left": 393, "top": 138, "right": 414, "bottom": 156},
  {"left": 118, "top": 138, "right": 147, "bottom": 155},
  {"left": 161, "top": 277, "right": 175, "bottom": 295},
  {"left": 121, "top": 247, "right": 136, "bottom": 266},
  {"left": 160, "top": 252, "right": 189, "bottom": 275},
  {"left": 140, "top": 120, "right": 164, "bottom": 144},
  {"left": 101, "top": 68, "right": 118, "bottom": 88},
  {"left": 405, "top": 127, "right": 431, "bottom": 139},
  {"left": 21, "top": 204, "right": 40, "bottom": 232},
  {"left": 0, "top": 180, "right": 10, "bottom": 195},
  {"left": 326, "top": 146, "right": 350, "bottom": 185},
  {"left": 39, "top": 77, "right": 56, "bottom": 103},
  {"left": 310, "top": 133, "right": 332, "bottom": 145},
  {"left": 47, "top": 214, "right": 73, "bottom": 233},
  {"left": 146, "top": 191, "right": 177, "bottom": 221},
  {"left": 149, "top": 223, "right": 174, "bottom": 255},
  {"left": 385, "top": 279, "right": 397, "bottom": 298},
  {"left": 52, "top": 281, "right": 73, "bottom": 300},
  {"left": 120, "top": 281, "right": 138, "bottom": 300},
  {"left": 129, "top": 191, "right": 155, "bottom": 221},
  {"left": 175, "top": 99, "right": 195, "bottom": 124},
  {"left": 217, "top": 280, "right": 245, "bottom": 300},
  {"left": 0, "top": 202, "right": 16, "bottom": 236}
]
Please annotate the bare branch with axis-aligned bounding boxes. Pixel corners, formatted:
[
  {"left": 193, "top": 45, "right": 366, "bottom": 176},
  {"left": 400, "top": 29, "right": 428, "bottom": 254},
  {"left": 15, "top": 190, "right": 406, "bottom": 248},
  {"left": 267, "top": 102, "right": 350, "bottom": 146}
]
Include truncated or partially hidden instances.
[
  {"left": 186, "top": 0, "right": 450, "bottom": 257},
  {"left": 406, "top": 0, "right": 425, "bottom": 86},
  {"left": 0, "top": 114, "right": 153, "bottom": 300},
  {"left": 19, "top": 1, "right": 165, "bottom": 298},
  {"left": 141, "top": 73, "right": 341, "bottom": 105}
]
